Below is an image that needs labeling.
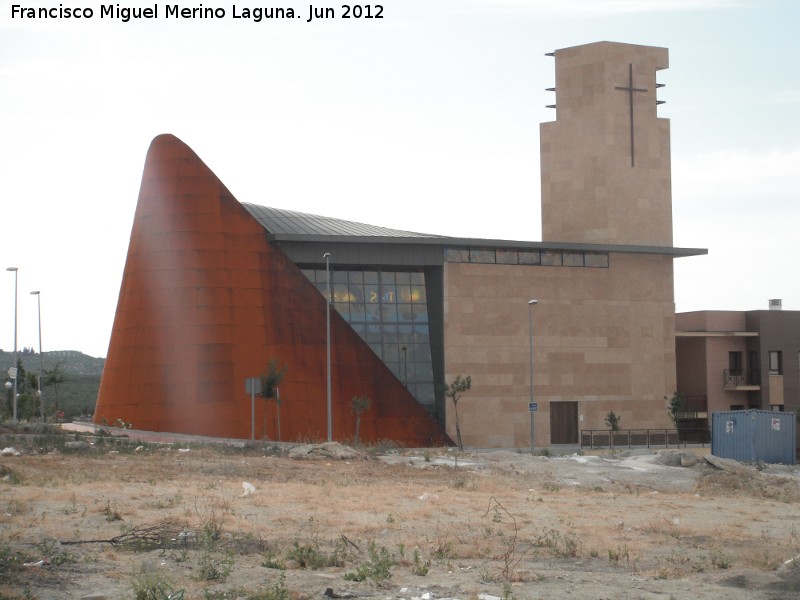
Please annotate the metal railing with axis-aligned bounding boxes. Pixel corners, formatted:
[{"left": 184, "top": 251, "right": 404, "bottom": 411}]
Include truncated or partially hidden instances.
[
  {"left": 723, "top": 369, "right": 760, "bottom": 388},
  {"left": 580, "top": 427, "right": 711, "bottom": 449}
]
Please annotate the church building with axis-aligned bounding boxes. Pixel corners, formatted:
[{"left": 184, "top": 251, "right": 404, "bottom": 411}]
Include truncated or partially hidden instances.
[{"left": 94, "top": 41, "right": 705, "bottom": 447}]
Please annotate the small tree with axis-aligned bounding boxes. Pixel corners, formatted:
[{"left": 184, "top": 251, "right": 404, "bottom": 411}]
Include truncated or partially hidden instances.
[
  {"left": 666, "top": 391, "right": 686, "bottom": 443},
  {"left": 444, "top": 375, "right": 472, "bottom": 451},
  {"left": 10, "top": 360, "right": 34, "bottom": 420},
  {"left": 24, "top": 371, "right": 39, "bottom": 421},
  {"left": 44, "top": 363, "right": 68, "bottom": 420},
  {"left": 259, "top": 359, "right": 287, "bottom": 440},
  {"left": 605, "top": 411, "right": 621, "bottom": 449},
  {"left": 351, "top": 396, "right": 370, "bottom": 446},
  {"left": 665, "top": 392, "right": 684, "bottom": 427}
]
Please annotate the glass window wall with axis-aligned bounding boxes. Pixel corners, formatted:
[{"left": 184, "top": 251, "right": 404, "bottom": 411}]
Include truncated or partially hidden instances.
[{"left": 303, "top": 268, "right": 435, "bottom": 414}]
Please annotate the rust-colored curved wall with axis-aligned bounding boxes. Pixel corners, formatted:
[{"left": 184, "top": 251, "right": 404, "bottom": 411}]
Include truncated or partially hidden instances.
[{"left": 95, "top": 134, "right": 450, "bottom": 446}]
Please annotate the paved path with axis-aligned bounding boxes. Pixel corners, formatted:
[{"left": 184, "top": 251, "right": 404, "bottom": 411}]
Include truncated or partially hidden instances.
[{"left": 60, "top": 422, "right": 252, "bottom": 446}]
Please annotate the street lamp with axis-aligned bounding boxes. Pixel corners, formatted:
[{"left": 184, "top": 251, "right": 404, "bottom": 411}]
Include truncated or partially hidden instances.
[
  {"left": 401, "top": 346, "right": 408, "bottom": 387},
  {"left": 323, "top": 252, "right": 332, "bottom": 442},
  {"left": 528, "top": 299, "right": 538, "bottom": 450},
  {"left": 6, "top": 267, "right": 18, "bottom": 422},
  {"left": 31, "top": 291, "right": 44, "bottom": 421}
]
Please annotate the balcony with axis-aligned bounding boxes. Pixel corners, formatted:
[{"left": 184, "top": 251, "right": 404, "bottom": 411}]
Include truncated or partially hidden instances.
[
  {"left": 723, "top": 369, "right": 761, "bottom": 390},
  {"left": 677, "top": 395, "right": 708, "bottom": 421}
]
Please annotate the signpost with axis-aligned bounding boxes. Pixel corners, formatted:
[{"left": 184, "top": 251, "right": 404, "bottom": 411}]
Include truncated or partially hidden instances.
[
  {"left": 529, "top": 401, "right": 538, "bottom": 451},
  {"left": 527, "top": 299, "right": 538, "bottom": 452},
  {"left": 245, "top": 377, "right": 262, "bottom": 440}
]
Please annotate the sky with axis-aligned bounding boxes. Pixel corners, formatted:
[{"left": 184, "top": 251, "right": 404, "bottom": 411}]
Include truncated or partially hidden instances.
[{"left": 0, "top": 0, "right": 798, "bottom": 359}]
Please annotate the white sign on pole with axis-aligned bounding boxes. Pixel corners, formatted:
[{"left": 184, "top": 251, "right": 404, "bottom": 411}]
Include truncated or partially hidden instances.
[
  {"left": 245, "top": 378, "right": 262, "bottom": 394},
  {"left": 245, "top": 377, "right": 261, "bottom": 441}
]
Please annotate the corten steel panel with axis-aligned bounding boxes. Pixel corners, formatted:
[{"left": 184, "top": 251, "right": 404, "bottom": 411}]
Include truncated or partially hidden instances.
[{"left": 95, "top": 134, "right": 450, "bottom": 446}]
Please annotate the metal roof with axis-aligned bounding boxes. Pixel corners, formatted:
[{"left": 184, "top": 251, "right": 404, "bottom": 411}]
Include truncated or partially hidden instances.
[
  {"left": 241, "top": 203, "right": 707, "bottom": 258},
  {"left": 242, "top": 203, "right": 447, "bottom": 239}
]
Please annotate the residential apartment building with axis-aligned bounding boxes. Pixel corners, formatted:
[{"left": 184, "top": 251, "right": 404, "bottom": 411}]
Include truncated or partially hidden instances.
[{"left": 675, "top": 303, "right": 800, "bottom": 424}]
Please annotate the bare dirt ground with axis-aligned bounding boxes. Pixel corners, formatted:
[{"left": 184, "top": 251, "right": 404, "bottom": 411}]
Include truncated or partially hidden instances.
[{"left": 2, "top": 427, "right": 800, "bottom": 599}]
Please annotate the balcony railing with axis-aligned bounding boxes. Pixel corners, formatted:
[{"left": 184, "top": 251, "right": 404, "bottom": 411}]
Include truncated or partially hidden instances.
[
  {"left": 580, "top": 428, "right": 711, "bottom": 449},
  {"left": 723, "top": 369, "right": 760, "bottom": 389}
]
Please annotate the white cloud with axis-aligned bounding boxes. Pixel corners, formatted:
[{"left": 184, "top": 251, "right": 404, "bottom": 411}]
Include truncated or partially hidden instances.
[
  {"left": 672, "top": 143, "right": 800, "bottom": 313},
  {"left": 673, "top": 146, "right": 800, "bottom": 202},
  {"left": 771, "top": 89, "right": 800, "bottom": 106}
]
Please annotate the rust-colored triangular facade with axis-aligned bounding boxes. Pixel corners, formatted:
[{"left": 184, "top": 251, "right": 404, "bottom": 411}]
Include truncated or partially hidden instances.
[{"left": 95, "top": 134, "right": 450, "bottom": 446}]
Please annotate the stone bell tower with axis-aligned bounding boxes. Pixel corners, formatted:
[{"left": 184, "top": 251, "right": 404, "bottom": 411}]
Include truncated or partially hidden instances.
[{"left": 540, "top": 41, "right": 672, "bottom": 247}]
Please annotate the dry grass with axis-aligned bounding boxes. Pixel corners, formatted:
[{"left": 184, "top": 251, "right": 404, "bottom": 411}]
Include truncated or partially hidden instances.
[
  {"left": 696, "top": 469, "right": 800, "bottom": 503},
  {"left": 1, "top": 435, "right": 800, "bottom": 598}
]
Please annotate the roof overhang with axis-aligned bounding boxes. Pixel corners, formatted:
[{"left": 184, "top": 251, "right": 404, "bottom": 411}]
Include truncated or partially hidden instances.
[
  {"left": 675, "top": 331, "right": 759, "bottom": 337},
  {"left": 244, "top": 202, "right": 707, "bottom": 258},
  {"left": 267, "top": 232, "right": 707, "bottom": 258}
]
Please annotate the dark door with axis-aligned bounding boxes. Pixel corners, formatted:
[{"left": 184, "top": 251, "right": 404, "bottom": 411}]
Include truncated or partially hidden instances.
[
  {"left": 550, "top": 401, "right": 579, "bottom": 444},
  {"left": 728, "top": 351, "right": 742, "bottom": 375}
]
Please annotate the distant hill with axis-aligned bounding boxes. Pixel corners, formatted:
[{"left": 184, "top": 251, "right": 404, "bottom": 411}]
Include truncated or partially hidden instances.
[
  {"left": 1, "top": 349, "right": 104, "bottom": 420},
  {"left": 36, "top": 350, "right": 104, "bottom": 376}
]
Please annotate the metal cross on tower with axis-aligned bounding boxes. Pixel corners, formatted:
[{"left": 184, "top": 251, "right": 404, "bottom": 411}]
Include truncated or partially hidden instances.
[{"left": 615, "top": 63, "right": 647, "bottom": 167}]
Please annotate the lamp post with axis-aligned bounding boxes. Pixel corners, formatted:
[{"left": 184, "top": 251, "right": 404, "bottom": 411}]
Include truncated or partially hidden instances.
[
  {"left": 528, "top": 299, "right": 538, "bottom": 450},
  {"left": 401, "top": 346, "right": 408, "bottom": 387},
  {"left": 30, "top": 291, "right": 44, "bottom": 421},
  {"left": 6, "top": 267, "right": 18, "bottom": 422},
  {"left": 323, "top": 252, "right": 332, "bottom": 442}
]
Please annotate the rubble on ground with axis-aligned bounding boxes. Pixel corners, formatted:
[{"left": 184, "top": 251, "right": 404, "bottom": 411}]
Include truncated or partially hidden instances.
[{"left": 288, "top": 441, "right": 366, "bottom": 461}]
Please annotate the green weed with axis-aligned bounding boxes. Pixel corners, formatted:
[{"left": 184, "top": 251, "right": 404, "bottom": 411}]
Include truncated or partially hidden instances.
[
  {"left": 102, "top": 499, "right": 122, "bottom": 521},
  {"left": 710, "top": 546, "right": 731, "bottom": 569},
  {"left": 411, "top": 549, "right": 430, "bottom": 576},
  {"left": 131, "top": 561, "right": 184, "bottom": 599},
  {"left": 286, "top": 539, "right": 346, "bottom": 569},
  {"left": 204, "top": 573, "right": 290, "bottom": 600},
  {"left": 197, "top": 550, "right": 234, "bottom": 581},
  {"left": 607, "top": 544, "right": 630, "bottom": 565},
  {"left": 0, "top": 465, "right": 21, "bottom": 484},
  {"left": 261, "top": 550, "right": 287, "bottom": 570},
  {"left": 344, "top": 542, "right": 394, "bottom": 583}
]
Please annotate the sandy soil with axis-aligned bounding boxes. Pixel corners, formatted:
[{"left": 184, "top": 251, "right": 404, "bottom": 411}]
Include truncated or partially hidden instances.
[{"left": 1, "top": 429, "right": 800, "bottom": 599}]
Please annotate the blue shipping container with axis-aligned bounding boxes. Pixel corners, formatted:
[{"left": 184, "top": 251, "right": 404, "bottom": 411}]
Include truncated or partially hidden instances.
[{"left": 711, "top": 410, "right": 796, "bottom": 465}]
